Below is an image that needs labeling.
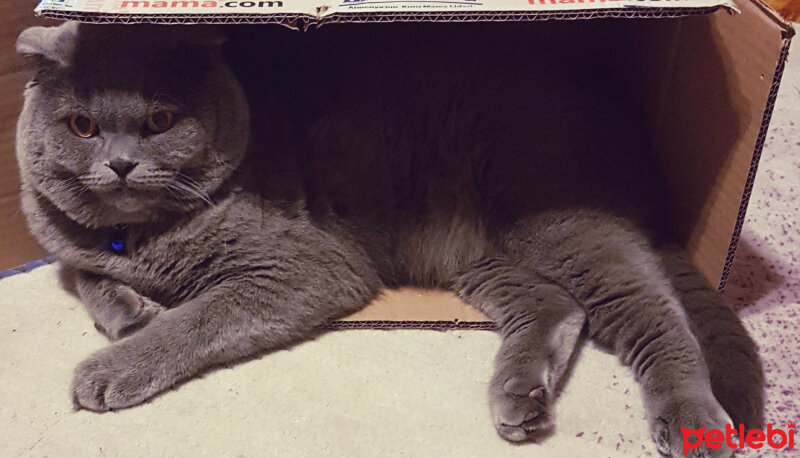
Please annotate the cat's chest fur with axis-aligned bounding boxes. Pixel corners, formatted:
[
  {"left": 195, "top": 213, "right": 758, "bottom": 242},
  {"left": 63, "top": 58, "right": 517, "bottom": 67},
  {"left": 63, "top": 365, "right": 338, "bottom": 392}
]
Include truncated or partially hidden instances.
[
  {"left": 98, "top": 203, "right": 239, "bottom": 305},
  {"left": 68, "top": 189, "right": 280, "bottom": 307}
]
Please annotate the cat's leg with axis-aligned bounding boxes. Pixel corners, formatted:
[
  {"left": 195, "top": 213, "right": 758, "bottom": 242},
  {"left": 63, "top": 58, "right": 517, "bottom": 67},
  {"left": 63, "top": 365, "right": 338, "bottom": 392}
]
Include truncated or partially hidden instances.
[
  {"left": 67, "top": 268, "right": 165, "bottom": 341},
  {"left": 659, "top": 245, "right": 763, "bottom": 430},
  {"left": 71, "top": 226, "right": 381, "bottom": 411},
  {"left": 505, "top": 210, "right": 739, "bottom": 458},
  {"left": 456, "top": 257, "right": 586, "bottom": 442}
]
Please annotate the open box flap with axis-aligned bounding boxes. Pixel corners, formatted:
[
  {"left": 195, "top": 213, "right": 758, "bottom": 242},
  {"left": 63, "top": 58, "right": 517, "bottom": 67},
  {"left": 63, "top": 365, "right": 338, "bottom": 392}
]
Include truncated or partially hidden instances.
[{"left": 648, "top": 0, "right": 793, "bottom": 294}]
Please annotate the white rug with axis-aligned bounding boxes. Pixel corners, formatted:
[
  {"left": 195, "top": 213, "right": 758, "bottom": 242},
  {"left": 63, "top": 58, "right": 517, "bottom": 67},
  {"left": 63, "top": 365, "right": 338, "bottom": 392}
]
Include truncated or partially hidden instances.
[{"left": 2, "top": 29, "right": 798, "bottom": 458}]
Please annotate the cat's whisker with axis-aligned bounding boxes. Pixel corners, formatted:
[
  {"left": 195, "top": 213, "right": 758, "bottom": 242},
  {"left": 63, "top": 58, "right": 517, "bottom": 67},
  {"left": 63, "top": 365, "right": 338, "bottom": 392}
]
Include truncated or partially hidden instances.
[
  {"left": 164, "top": 182, "right": 192, "bottom": 203},
  {"left": 52, "top": 176, "right": 85, "bottom": 195},
  {"left": 68, "top": 176, "right": 91, "bottom": 195},
  {"left": 175, "top": 173, "right": 213, "bottom": 198},
  {"left": 169, "top": 178, "right": 214, "bottom": 208},
  {"left": 208, "top": 149, "right": 239, "bottom": 172},
  {"left": 163, "top": 185, "right": 186, "bottom": 205}
]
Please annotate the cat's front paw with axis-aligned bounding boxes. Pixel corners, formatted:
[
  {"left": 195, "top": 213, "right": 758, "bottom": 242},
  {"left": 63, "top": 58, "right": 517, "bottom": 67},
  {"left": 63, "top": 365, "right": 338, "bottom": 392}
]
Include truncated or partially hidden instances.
[
  {"left": 650, "top": 395, "right": 735, "bottom": 458},
  {"left": 96, "top": 288, "right": 164, "bottom": 341},
  {"left": 489, "top": 373, "right": 553, "bottom": 442},
  {"left": 72, "top": 342, "right": 162, "bottom": 411}
]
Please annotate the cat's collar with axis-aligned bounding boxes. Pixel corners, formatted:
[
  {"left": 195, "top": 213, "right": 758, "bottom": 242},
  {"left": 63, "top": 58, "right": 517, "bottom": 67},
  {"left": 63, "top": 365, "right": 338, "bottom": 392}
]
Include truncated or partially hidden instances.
[{"left": 109, "top": 224, "right": 128, "bottom": 255}]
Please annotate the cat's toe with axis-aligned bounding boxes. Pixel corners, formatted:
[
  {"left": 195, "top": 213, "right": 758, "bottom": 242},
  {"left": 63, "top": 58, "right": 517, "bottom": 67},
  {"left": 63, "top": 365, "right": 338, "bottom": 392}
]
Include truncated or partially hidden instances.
[
  {"left": 72, "top": 345, "right": 155, "bottom": 411},
  {"left": 113, "top": 300, "right": 161, "bottom": 340},
  {"left": 490, "top": 376, "right": 552, "bottom": 442},
  {"left": 72, "top": 355, "right": 112, "bottom": 411},
  {"left": 649, "top": 395, "right": 734, "bottom": 458}
]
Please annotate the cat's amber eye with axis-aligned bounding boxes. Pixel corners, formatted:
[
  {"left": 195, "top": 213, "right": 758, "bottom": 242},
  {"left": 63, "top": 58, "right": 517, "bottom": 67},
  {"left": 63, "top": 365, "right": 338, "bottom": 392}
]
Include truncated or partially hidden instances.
[
  {"left": 68, "top": 114, "right": 98, "bottom": 138},
  {"left": 146, "top": 111, "right": 175, "bottom": 134}
]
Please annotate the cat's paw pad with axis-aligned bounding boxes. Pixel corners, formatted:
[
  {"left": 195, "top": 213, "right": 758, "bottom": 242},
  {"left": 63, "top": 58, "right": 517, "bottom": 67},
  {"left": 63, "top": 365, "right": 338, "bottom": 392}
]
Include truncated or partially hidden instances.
[
  {"left": 72, "top": 345, "right": 157, "bottom": 411},
  {"left": 490, "top": 375, "right": 552, "bottom": 442},
  {"left": 650, "top": 397, "right": 735, "bottom": 458}
]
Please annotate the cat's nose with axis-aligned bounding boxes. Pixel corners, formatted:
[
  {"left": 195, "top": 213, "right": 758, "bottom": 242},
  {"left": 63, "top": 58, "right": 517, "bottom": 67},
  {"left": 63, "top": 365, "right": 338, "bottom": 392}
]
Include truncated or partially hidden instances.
[{"left": 105, "top": 158, "right": 138, "bottom": 179}]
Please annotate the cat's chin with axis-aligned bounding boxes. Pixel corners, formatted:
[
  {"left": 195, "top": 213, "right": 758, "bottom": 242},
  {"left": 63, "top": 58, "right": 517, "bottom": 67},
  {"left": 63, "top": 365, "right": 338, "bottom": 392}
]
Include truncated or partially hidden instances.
[
  {"left": 95, "top": 194, "right": 157, "bottom": 225},
  {"left": 101, "top": 206, "right": 158, "bottom": 226},
  {"left": 97, "top": 187, "right": 157, "bottom": 215},
  {"left": 111, "top": 196, "right": 146, "bottom": 213}
]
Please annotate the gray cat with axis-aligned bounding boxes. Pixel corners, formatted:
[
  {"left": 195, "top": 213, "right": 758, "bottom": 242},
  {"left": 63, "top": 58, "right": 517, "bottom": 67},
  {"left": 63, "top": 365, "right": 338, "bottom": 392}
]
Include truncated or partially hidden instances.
[{"left": 15, "top": 21, "right": 762, "bottom": 457}]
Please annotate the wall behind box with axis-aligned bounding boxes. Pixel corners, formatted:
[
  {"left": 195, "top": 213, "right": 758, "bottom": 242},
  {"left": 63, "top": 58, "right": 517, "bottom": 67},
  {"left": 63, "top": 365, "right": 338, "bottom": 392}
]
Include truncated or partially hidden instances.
[
  {"left": 0, "top": 1, "right": 792, "bottom": 303},
  {"left": 0, "top": 1, "right": 52, "bottom": 270}
]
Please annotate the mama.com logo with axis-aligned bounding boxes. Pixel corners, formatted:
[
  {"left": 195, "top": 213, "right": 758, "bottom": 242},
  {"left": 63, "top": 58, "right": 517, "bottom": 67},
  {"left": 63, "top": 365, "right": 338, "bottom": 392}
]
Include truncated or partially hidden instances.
[{"left": 682, "top": 422, "right": 795, "bottom": 454}]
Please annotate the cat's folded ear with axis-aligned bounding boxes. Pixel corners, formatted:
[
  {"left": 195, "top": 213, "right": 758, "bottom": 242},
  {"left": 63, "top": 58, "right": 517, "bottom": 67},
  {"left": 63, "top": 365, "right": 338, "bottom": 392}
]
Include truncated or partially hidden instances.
[{"left": 16, "top": 21, "right": 80, "bottom": 68}]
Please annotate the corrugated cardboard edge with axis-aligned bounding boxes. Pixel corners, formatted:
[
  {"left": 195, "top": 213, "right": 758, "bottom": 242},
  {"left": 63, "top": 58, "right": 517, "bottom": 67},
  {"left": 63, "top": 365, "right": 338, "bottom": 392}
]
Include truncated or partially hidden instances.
[
  {"left": 38, "top": 6, "right": 730, "bottom": 28},
  {"left": 718, "top": 7, "right": 794, "bottom": 291},
  {"left": 320, "top": 320, "right": 497, "bottom": 330},
  {"left": 35, "top": 11, "right": 313, "bottom": 30},
  {"left": 314, "top": 7, "right": 726, "bottom": 26}
]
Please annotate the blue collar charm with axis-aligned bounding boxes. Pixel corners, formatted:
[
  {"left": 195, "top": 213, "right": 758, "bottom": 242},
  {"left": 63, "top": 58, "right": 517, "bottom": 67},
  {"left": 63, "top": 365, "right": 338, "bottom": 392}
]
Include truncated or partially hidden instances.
[{"left": 109, "top": 225, "right": 128, "bottom": 254}]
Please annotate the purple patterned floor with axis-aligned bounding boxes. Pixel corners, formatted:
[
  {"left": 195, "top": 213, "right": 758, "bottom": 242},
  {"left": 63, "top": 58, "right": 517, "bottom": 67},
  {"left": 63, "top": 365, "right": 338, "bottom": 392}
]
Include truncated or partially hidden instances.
[{"left": 723, "top": 41, "right": 800, "bottom": 456}]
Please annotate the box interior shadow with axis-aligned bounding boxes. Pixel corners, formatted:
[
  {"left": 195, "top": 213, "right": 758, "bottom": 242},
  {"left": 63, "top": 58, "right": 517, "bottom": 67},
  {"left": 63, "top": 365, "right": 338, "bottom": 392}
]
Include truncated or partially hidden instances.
[{"left": 220, "top": 13, "right": 792, "bottom": 326}]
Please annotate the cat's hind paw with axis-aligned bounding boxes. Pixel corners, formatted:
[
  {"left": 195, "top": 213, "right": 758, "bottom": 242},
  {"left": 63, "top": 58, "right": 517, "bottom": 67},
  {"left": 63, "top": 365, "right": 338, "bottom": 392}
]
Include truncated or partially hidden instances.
[{"left": 490, "top": 375, "right": 553, "bottom": 442}]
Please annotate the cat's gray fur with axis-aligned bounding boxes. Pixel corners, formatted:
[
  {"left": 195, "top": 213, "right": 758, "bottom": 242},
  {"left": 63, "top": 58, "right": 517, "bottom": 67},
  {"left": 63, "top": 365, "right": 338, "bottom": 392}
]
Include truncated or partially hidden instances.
[{"left": 15, "top": 21, "right": 762, "bottom": 457}]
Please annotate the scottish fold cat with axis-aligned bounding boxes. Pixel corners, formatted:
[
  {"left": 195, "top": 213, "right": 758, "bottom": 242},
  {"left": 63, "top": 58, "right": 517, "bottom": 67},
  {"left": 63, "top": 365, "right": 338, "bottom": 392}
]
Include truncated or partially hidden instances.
[{"left": 15, "top": 21, "right": 762, "bottom": 457}]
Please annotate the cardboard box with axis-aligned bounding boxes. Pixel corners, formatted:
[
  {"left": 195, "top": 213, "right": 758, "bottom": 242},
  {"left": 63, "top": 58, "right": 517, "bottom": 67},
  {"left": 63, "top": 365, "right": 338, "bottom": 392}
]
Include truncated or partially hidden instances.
[{"left": 0, "top": 0, "right": 793, "bottom": 328}]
